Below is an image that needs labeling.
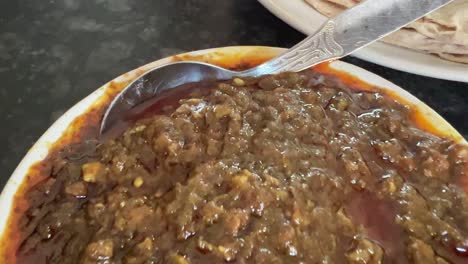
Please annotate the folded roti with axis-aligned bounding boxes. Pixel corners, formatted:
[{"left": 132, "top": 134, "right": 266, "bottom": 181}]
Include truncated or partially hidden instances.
[{"left": 305, "top": 0, "right": 468, "bottom": 63}]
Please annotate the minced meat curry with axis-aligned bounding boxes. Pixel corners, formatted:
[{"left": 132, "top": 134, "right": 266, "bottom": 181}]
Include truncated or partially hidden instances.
[{"left": 6, "top": 72, "right": 468, "bottom": 263}]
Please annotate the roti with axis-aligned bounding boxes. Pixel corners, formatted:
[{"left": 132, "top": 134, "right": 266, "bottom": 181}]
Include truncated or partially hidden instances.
[{"left": 305, "top": 0, "right": 468, "bottom": 63}]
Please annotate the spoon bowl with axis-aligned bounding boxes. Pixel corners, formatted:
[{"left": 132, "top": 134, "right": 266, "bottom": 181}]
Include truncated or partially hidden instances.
[{"left": 100, "top": 61, "right": 237, "bottom": 134}]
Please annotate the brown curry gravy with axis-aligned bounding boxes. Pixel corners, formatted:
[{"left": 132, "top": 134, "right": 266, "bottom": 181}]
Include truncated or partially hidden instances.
[{"left": 0, "top": 53, "right": 466, "bottom": 263}]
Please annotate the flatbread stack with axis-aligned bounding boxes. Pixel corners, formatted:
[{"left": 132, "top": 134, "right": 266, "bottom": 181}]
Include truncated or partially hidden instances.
[{"left": 305, "top": 0, "right": 468, "bottom": 63}]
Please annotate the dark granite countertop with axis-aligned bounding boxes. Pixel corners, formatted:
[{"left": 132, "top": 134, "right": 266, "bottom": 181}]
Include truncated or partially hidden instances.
[{"left": 0, "top": 0, "right": 467, "bottom": 189}]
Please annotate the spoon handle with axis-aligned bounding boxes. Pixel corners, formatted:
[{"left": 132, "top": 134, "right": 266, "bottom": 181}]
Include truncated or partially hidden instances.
[
  {"left": 240, "top": 0, "right": 453, "bottom": 77},
  {"left": 239, "top": 21, "right": 343, "bottom": 77}
]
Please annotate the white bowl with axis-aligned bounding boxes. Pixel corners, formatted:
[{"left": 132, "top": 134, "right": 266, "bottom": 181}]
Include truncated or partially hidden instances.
[{"left": 0, "top": 46, "right": 465, "bottom": 261}]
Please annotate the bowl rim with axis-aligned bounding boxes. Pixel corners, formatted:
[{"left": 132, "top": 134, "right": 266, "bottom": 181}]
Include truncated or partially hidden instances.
[{"left": 0, "top": 45, "right": 465, "bottom": 258}]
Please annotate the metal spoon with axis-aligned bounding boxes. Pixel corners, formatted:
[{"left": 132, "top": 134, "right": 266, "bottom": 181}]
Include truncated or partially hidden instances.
[{"left": 101, "top": 0, "right": 453, "bottom": 134}]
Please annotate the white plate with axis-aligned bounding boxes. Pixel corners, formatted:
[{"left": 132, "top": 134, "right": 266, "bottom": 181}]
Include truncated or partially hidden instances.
[
  {"left": 0, "top": 46, "right": 465, "bottom": 260},
  {"left": 259, "top": 0, "right": 468, "bottom": 83}
]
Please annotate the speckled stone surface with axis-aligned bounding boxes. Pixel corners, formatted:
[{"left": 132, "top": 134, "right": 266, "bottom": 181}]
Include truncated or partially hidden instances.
[{"left": 0, "top": 0, "right": 467, "bottom": 189}]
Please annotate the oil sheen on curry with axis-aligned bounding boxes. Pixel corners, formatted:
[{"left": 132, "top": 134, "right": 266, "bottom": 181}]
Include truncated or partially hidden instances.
[{"left": 5, "top": 71, "right": 468, "bottom": 263}]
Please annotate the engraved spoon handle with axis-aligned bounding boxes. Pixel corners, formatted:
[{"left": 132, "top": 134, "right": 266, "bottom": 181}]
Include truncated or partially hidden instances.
[
  {"left": 240, "top": 0, "right": 453, "bottom": 77},
  {"left": 239, "top": 21, "right": 342, "bottom": 77}
]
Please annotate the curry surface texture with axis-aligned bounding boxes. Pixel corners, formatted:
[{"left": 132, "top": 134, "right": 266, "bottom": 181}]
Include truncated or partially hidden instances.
[{"left": 8, "top": 72, "right": 468, "bottom": 263}]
